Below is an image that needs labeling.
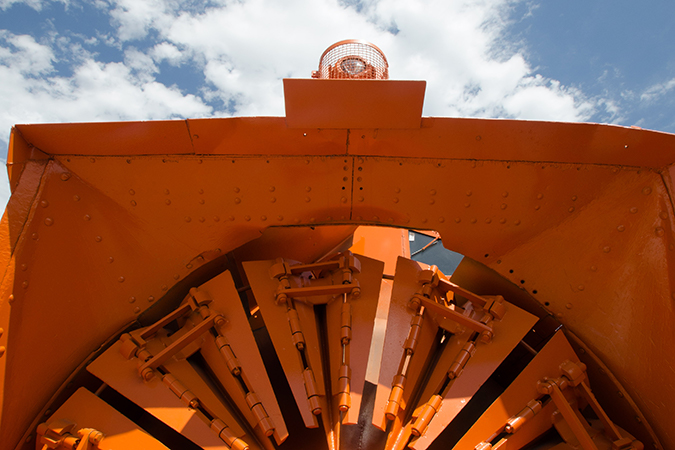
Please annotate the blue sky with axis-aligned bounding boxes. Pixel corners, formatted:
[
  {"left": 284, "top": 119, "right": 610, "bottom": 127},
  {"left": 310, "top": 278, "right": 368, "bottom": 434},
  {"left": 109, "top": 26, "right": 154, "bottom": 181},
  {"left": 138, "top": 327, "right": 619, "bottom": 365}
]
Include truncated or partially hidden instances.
[{"left": 1, "top": 0, "right": 674, "bottom": 205}]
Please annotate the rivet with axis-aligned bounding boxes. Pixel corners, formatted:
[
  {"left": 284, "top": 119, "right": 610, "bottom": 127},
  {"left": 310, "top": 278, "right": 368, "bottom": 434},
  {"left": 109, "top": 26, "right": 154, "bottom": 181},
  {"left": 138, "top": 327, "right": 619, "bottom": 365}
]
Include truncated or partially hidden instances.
[
  {"left": 612, "top": 167, "right": 619, "bottom": 173},
  {"left": 44, "top": 218, "right": 53, "bottom": 226},
  {"left": 293, "top": 218, "right": 300, "bottom": 223},
  {"left": 130, "top": 200, "right": 137, "bottom": 206},
  {"left": 25, "top": 435, "right": 33, "bottom": 443},
  {"left": 500, "top": 203, "right": 507, "bottom": 210},
  {"left": 358, "top": 196, "right": 364, "bottom": 202},
  {"left": 199, "top": 199, "right": 205, "bottom": 204},
  {"left": 309, "top": 217, "right": 316, "bottom": 223},
  {"left": 466, "top": 190, "right": 472, "bottom": 196},
  {"left": 118, "top": 276, "right": 125, "bottom": 283},
  {"left": 572, "top": 195, "right": 577, "bottom": 201},
  {"left": 73, "top": 195, "right": 80, "bottom": 201},
  {"left": 388, "top": 217, "right": 394, "bottom": 223},
  {"left": 165, "top": 199, "right": 172, "bottom": 205},
  {"left": 578, "top": 285, "right": 585, "bottom": 291},
  {"left": 485, "top": 218, "right": 492, "bottom": 224},
  {"left": 670, "top": 243, "right": 675, "bottom": 251},
  {"left": 244, "top": 216, "right": 251, "bottom": 221},
  {"left": 568, "top": 207, "right": 575, "bottom": 213},
  {"left": 465, "top": 203, "right": 471, "bottom": 208},
  {"left": 429, "top": 199, "right": 435, "bottom": 205},
  {"left": 234, "top": 187, "right": 240, "bottom": 193},
  {"left": 184, "top": 217, "right": 191, "bottom": 222},
  {"left": 499, "top": 218, "right": 506, "bottom": 224},
  {"left": 660, "top": 211, "right": 668, "bottom": 220},
  {"left": 21, "top": 263, "right": 27, "bottom": 271},
  {"left": 108, "top": 257, "right": 114, "bottom": 264},
  {"left": 356, "top": 216, "right": 362, "bottom": 221},
  {"left": 590, "top": 265, "right": 597, "bottom": 272},
  {"left": 514, "top": 219, "right": 521, "bottom": 225},
  {"left": 394, "top": 187, "right": 401, "bottom": 193},
  {"left": 133, "top": 307, "right": 141, "bottom": 314},
  {"left": 470, "top": 218, "right": 477, "bottom": 224},
  {"left": 393, "top": 198, "right": 399, "bottom": 203},
  {"left": 342, "top": 197, "right": 348, "bottom": 203},
  {"left": 373, "top": 216, "right": 380, "bottom": 221},
  {"left": 95, "top": 236, "right": 102, "bottom": 242},
  {"left": 164, "top": 189, "right": 170, "bottom": 195},
  {"left": 439, "top": 217, "right": 445, "bottom": 223},
  {"left": 198, "top": 189, "right": 204, "bottom": 194},
  {"left": 642, "top": 187, "right": 652, "bottom": 195},
  {"left": 129, "top": 297, "right": 136, "bottom": 303},
  {"left": 476, "top": 135, "right": 481, "bottom": 141},
  {"left": 343, "top": 165, "right": 349, "bottom": 171},
  {"left": 8, "top": 294, "right": 14, "bottom": 303},
  {"left": 174, "top": 274, "right": 180, "bottom": 280},
  {"left": 603, "top": 246, "right": 611, "bottom": 253},
  {"left": 305, "top": 159, "right": 310, "bottom": 164},
  {"left": 357, "top": 177, "right": 362, "bottom": 182},
  {"left": 305, "top": 197, "right": 311, "bottom": 202},
  {"left": 270, "top": 197, "right": 276, "bottom": 203},
  {"left": 40, "top": 200, "right": 49, "bottom": 208},
  {"left": 0, "top": 346, "right": 6, "bottom": 357},
  {"left": 502, "top": 192, "right": 508, "bottom": 198},
  {"left": 537, "top": 193, "right": 543, "bottom": 200},
  {"left": 269, "top": 186, "right": 276, "bottom": 192},
  {"left": 534, "top": 205, "right": 540, "bottom": 210},
  {"left": 655, "top": 227, "right": 665, "bottom": 236},
  {"left": 566, "top": 303, "right": 573, "bottom": 309},
  {"left": 421, "top": 218, "right": 428, "bottom": 223},
  {"left": 84, "top": 215, "right": 91, "bottom": 221},
  {"left": 161, "top": 285, "right": 168, "bottom": 291},
  {"left": 234, "top": 198, "right": 241, "bottom": 204},
  {"left": 278, "top": 215, "right": 284, "bottom": 221},
  {"left": 672, "top": 293, "right": 675, "bottom": 300},
  {"left": 306, "top": 187, "right": 312, "bottom": 192},
  {"left": 90, "top": 157, "right": 96, "bottom": 163},
  {"left": 455, "top": 218, "right": 461, "bottom": 223},
  {"left": 0, "top": 328, "right": 3, "bottom": 337},
  {"left": 617, "top": 391, "right": 624, "bottom": 398},
  {"left": 261, "top": 215, "right": 267, "bottom": 221},
  {"left": 617, "top": 225, "right": 625, "bottom": 232},
  {"left": 430, "top": 189, "right": 436, "bottom": 196},
  {"left": 630, "top": 207, "right": 638, "bottom": 214},
  {"left": 22, "top": 281, "right": 29, "bottom": 289},
  {"left": 148, "top": 296, "right": 155, "bottom": 303},
  {"left": 129, "top": 189, "right": 135, "bottom": 195},
  {"left": 635, "top": 416, "right": 642, "bottom": 424},
  {"left": 61, "top": 173, "right": 71, "bottom": 181},
  {"left": 199, "top": 217, "right": 205, "bottom": 223}
]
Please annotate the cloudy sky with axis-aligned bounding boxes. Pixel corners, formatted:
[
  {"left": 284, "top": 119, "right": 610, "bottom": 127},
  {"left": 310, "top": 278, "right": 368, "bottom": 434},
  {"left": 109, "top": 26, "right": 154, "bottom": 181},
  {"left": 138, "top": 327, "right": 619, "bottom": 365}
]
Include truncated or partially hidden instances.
[{"left": 1, "top": 0, "right": 674, "bottom": 205}]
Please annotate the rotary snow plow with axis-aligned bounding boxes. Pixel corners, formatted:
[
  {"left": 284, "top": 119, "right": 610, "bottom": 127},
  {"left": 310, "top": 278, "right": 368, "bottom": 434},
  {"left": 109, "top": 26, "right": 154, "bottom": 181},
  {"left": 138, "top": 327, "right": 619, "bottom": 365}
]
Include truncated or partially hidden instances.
[{"left": 0, "top": 40, "right": 674, "bottom": 450}]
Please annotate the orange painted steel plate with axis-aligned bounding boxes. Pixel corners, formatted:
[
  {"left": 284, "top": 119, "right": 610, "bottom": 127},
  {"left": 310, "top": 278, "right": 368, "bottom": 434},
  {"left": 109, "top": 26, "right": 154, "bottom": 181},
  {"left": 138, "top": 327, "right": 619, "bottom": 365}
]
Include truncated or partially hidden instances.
[
  {"left": 324, "top": 255, "right": 384, "bottom": 425},
  {"left": 372, "top": 257, "right": 443, "bottom": 430},
  {"left": 244, "top": 259, "right": 327, "bottom": 429},
  {"left": 284, "top": 79, "right": 426, "bottom": 129},
  {"left": 454, "top": 331, "right": 579, "bottom": 450},
  {"left": 88, "top": 341, "right": 237, "bottom": 450},
  {"left": 44, "top": 388, "right": 169, "bottom": 450},
  {"left": 410, "top": 301, "right": 537, "bottom": 449},
  {"left": 191, "top": 270, "right": 288, "bottom": 445}
]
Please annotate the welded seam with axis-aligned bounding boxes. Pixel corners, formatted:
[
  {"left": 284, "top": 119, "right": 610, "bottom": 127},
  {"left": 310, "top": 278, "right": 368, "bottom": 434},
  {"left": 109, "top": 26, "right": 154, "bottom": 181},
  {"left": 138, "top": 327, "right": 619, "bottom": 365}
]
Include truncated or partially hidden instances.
[
  {"left": 185, "top": 119, "right": 196, "bottom": 154},
  {"left": 658, "top": 167, "right": 675, "bottom": 221}
]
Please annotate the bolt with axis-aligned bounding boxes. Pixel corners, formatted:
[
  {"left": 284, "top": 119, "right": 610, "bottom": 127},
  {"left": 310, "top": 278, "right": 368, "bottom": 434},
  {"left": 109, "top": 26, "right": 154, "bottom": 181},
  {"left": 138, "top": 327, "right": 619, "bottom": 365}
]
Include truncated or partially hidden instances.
[
  {"left": 61, "top": 173, "right": 71, "bottom": 181},
  {"left": 142, "top": 368, "right": 154, "bottom": 381}
]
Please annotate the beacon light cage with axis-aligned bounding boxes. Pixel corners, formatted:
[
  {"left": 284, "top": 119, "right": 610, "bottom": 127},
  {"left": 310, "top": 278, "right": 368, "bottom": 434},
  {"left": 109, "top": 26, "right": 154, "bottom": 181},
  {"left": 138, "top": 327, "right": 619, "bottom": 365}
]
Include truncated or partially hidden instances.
[{"left": 312, "top": 39, "right": 389, "bottom": 80}]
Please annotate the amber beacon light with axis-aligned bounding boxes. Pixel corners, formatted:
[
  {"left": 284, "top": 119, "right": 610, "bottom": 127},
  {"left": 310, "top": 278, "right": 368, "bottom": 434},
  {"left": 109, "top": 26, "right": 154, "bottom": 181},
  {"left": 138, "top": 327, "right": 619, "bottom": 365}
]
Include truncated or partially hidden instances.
[{"left": 312, "top": 39, "right": 389, "bottom": 79}]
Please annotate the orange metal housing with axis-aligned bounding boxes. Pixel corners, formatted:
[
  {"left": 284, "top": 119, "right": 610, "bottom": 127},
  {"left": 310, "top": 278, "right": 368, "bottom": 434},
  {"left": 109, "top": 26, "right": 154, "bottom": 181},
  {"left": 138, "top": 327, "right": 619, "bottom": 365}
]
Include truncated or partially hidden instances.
[{"left": 0, "top": 73, "right": 674, "bottom": 450}]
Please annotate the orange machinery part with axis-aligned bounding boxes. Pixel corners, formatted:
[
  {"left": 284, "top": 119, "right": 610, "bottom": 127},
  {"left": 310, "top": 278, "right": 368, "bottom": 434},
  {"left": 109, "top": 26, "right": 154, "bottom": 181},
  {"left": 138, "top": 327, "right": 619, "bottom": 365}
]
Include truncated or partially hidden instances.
[{"left": 0, "top": 74, "right": 674, "bottom": 450}]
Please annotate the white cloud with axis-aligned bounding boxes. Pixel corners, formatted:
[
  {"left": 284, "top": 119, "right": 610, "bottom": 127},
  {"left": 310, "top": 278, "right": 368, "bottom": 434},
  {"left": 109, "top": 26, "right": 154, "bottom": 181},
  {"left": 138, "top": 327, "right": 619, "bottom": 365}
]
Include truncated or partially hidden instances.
[
  {"left": 641, "top": 78, "right": 675, "bottom": 103},
  {"left": 0, "top": 0, "right": 46, "bottom": 11},
  {"left": 0, "top": 31, "right": 212, "bottom": 150},
  {"left": 100, "top": 0, "right": 591, "bottom": 120}
]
